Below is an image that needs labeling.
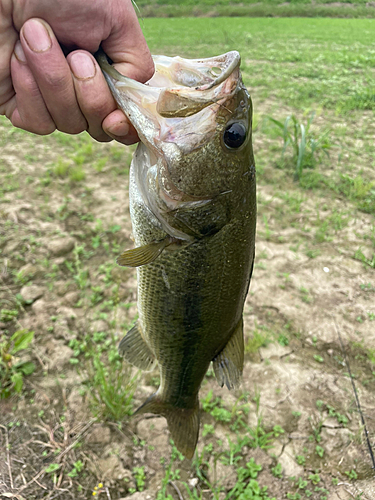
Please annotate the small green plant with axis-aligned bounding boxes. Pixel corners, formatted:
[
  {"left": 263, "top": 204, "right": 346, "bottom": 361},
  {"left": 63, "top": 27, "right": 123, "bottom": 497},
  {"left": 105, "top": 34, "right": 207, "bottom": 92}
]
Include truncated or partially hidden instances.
[
  {"left": 345, "top": 469, "right": 358, "bottom": 480},
  {"left": 228, "top": 458, "right": 275, "bottom": 500},
  {"left": 314, "top": 355, "right": 324, "bottom": 363},
  {"left": 271, "top": 462, "right": 283, "bottom": 478},
  {"left": 45, "top": 463, "right": 60, "bottom": 474},
  {"left": 157, "top": 444, "right": 184, "bottom": 500},
  {"left": 296, "top": 478, "right": 308, "bottom": 490},
  {"left": 0, "top": 308, "right": 19, "bottom": 322},
  {"left": 246, "top": 327, "right": 271, "bottom": 354},
  {"left": 67, "top": 460, "right": 84, "bottom": 478},
  {"left": 132, "top": 466, "right": 146, "bottom": 492},
  {"left": 354, "top": 248, "right": 375, "bottom": 269},
  {"left": 53, "top": 157, "right": 70, "bottom": 178},
  {"left": 296, "top": 455, "right": 306, "bottom": 466},
  {"left": 201, "top": 390, "right": 249, "bottom": 430},
  {"left": 202, "top": 424, "right": 215, "bottom": 437},
  {"left": 308, "top": 473, "right": 321, "bottom": 485},
  {"left": 268, "top": 112, "right": 330, "bottom": 180},
  {"left": 286, "top": 492, "right": 301, "bottom": 500},
  {"left": 315, "top": 445, "right": 324, "bottom": 458},
  {"left": 0, "top": 329, "right": 36, "bottom": 398},
  {"left": 272, "top": 425, "right": 285, "bottom": 438},
  {"left": 81, "top": 334, "right": 138, "bottom": 421},
  {"left": 65, "top": 244, "right": 91, "bottom": 289}
]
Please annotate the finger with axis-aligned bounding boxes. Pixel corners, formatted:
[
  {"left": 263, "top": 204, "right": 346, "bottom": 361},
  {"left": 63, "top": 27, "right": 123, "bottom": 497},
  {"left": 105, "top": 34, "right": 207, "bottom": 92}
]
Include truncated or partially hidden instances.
[
  {"left": 68, "top": 50, "right": 140, "bottom": 144},
  {"left": 103, "top": 1, "right": 154, "bottom": 84},
  {"left": 68, "top": 50, "right": 126, "bottom": 142},
  {"left": 102, "top": 110, "right": 139, "bottom": 145},
  {"left": 0, "top": 22, "right": 18, "bottom": 118},
  {"left": 10, "top": 41, "right": 55, "bottom": 134},
  {"left": 20, "top": 18, "right": 87, "bottom": 134}
]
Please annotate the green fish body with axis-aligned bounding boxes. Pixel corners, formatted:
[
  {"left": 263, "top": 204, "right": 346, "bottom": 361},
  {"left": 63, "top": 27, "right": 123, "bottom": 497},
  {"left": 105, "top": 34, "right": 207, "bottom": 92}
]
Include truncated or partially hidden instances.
[{"left": 97, "top": 50, "right": 256, "bottom": 458}]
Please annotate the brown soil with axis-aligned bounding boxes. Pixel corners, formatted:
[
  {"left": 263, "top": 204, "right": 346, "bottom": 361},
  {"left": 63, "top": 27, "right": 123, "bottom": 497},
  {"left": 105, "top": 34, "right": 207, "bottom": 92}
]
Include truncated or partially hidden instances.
[{"left": 0, "top": 114, "right": 374, "bottom": 499}]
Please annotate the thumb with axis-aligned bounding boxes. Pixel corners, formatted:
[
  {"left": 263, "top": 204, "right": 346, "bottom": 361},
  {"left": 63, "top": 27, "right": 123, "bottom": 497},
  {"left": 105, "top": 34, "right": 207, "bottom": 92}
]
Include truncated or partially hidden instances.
[{"left": 102, "top": 0, "right": 154, "bottom": 83}]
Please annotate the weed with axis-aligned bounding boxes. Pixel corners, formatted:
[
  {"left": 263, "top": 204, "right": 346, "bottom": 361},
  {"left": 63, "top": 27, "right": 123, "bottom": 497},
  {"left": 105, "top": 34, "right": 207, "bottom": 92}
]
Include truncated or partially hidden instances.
[
  {"left": 308, "top": 473, "right": 321, "bottom": 484},
  {"left": 202, "top": 424, "right": 215, "bottom": 437},
  {"left": 335, "top": 174, "right": 375, "bottom": 215},
  {"left": 246, "top": 326, "right": 271, "bottom": 354},
  {"left": 296, "top": 478, "right": 308, "bottom": 490},
  {"left": 268, "top": 112, "right": 330, "bottom": 180},
  {"left": 0, "top": 329, "right": 35, "bottom": 398},
  {"left": 271, "top": 462, "right": 283, "bottom": 478},
  {"left": 314, "top": 355, "right": 324, "bottom": 363},
  {"left": 272, "top": 425, "right": 285, "bottom": 438},
  {"left": 354, "top": 248, "right": 375, "bottom": 269},
  {"left": 67, "top": 460, "right": 84, "bottom": 478},
  {"left": 296, "top": 455, "right": 306, "bottom": 466},
  {"left": 226, "top": 457, "right": 275, "bottom": 500},
  {"left": 132, "top": 466, "right": 146, "bottom": 492},
  {"left": 315, "top": 445, "right": 324, "bottom": 458},
  {"left": 300, "top": 287, "right": 313, "bottom": 304},
  {"left": 277, "top": 334, "right": 289, "bottom": 346},
  {"left": 345, "top": 469, "right": 358, "bottom": 480},
  {"left": 156, "top": 445, "right": 184, "bottom": 500},
  {"left": 53, "top": 158, "right": 71, "bottom": 178},
  {"left": 65, "top": 244, "right": 92, "bottom": 289},
  {"left": 81, "top": 334, "right": 138, "bottom": 421},
  {"left": 45, "top": 463, "right": 60, "bottom": 474},
  {"left": 201, "top": 390, "right": 249, "bottom": 429},
  {"left": 0, "top": 308, "right": 19, "bottom": 322}
]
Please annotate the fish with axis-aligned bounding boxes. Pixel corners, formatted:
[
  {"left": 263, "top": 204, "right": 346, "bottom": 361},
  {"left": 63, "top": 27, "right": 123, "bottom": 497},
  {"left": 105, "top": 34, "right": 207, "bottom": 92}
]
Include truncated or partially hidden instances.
[{"left": 96, "top": 49, "right": 256, "bottom": 459}]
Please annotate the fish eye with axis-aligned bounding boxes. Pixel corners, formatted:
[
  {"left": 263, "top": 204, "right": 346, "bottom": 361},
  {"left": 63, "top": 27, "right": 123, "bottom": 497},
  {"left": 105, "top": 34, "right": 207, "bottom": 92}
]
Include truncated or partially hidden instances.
[{"left": 223, "top": 122, "right": 247, "bottom": 149}]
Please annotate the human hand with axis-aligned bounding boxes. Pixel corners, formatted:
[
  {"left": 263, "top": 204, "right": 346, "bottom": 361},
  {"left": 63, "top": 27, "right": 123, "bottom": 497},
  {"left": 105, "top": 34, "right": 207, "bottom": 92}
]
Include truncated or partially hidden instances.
[{"left": 0, "top": 0, "right": 154, "bottom": 143}]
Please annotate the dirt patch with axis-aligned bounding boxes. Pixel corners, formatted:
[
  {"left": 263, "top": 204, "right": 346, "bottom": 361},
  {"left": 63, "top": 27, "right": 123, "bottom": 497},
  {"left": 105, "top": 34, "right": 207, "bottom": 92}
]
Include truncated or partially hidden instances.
[{"left": 1, "top": 109, "right": 375, "bottom": 499}]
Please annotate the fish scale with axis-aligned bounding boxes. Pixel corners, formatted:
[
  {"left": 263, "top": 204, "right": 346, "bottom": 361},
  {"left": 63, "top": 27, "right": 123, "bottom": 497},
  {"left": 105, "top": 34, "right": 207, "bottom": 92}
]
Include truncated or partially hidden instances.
[{"left": 96, "top": 49, "right": 256, "bottom": 458}]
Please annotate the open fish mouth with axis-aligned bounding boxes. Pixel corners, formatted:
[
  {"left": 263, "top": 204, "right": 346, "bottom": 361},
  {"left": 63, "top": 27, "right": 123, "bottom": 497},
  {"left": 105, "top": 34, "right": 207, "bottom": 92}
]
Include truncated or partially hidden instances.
[{"left": 95, "top": 50, "right": 242, "bottom": 151}]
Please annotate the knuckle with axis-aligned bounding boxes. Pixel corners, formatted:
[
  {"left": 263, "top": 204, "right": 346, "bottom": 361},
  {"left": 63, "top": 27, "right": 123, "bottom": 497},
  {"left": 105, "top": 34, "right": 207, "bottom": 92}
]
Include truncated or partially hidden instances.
[
  {"left": 139, "top": 55, "right": 155, "bottom": 83},
  {"left": 44, "top": 72, "right": 70, "bottom": 91},
  {"left": 15, "top": 118, "right": 56, "bottom": 135},
  {"left": 89, "top": 131, "right": 112, "bottom": 143},
  {"left": 35, "top": 123, "right": 56, "bottom": 135},
  {"left": 57, "top": 121, "right": 87, "bottom": 135}
]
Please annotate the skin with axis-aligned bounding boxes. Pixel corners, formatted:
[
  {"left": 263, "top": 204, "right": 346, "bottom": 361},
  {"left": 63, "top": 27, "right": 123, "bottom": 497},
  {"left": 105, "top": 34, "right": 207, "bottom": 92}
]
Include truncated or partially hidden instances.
[{"left": 0, "top": 0, "right": 154, "bottom": 143}]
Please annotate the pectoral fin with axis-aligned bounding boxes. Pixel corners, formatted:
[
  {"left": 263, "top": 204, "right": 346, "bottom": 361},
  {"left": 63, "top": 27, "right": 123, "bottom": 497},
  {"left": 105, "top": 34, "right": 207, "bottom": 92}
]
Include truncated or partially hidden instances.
[
  {"left": 134, "top": 393, "right": 199, "bottom": 459},
  {"left": 117, "top": 236, "right": 173, "bottom": 267},
  {"left": 119, "top": 322, "right": 155, "bottom": 371},
  {"left": 212, "top": 318, "right": 244, "bottom": 390}
]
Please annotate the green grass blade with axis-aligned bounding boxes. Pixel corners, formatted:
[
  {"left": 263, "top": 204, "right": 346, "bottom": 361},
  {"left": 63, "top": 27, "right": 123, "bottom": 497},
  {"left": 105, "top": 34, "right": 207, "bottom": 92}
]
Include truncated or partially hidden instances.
[{"left": 296, "top": 123, "right": 306, "bottom": 180}]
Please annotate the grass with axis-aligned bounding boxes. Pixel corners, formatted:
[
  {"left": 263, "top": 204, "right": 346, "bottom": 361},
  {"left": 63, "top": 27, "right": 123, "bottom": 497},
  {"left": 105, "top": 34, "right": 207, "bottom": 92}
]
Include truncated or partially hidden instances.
[
  {"left": 267, "top": 112, "right": 330, "bottom": 180},
  {"left": 1, "top": 15, "right": 375, "bottom": 500},
  {"left": 133, "top": 1, "right": 375, "bottom": 18},
  {"left": 141, "top": 18, "right": 375, "bottom": 113}
]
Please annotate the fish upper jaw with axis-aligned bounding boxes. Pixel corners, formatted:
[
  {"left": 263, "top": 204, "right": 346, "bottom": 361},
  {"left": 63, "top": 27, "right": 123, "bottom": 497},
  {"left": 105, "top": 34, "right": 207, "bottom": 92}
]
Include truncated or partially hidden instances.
[{"left": 96, "top": 50, "right": 242, "bottom": 154}]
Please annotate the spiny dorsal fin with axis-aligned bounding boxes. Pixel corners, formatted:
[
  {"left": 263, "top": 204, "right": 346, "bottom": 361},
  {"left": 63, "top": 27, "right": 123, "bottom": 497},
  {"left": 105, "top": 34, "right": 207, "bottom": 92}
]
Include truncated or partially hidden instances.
[
  {"left": 116, "top": 236, "right": 173, "bottom": 267},
  {"left": 134, "top": 393, "right": 199, "bottom": 460},
  {"left": 119, "top": 322, "right": 155, "bottom": 371},
  {"left": 212, "top": 318, "right": 244, "bottom": 390}
]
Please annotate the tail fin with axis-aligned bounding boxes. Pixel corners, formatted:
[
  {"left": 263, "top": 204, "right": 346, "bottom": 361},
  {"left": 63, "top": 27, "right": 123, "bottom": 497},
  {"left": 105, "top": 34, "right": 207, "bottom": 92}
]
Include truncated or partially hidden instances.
[{"left": 134, "top": 393, "right": 199, "bottom": 459}]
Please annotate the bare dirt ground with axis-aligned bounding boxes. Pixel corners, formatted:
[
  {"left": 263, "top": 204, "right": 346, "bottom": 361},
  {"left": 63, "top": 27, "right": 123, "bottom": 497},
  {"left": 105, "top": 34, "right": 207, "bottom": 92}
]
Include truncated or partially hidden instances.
[{"left": 0, "top": 105, "right": 374, "bottom": 500}]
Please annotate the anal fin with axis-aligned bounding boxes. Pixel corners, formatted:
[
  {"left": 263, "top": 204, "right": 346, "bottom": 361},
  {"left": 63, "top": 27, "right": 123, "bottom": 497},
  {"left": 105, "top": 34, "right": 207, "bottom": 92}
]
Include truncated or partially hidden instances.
[
  {"left": 134, "top": 393, "right": 199, "bottom": 460},
  {"left": 119, "top": 322, "right": 155, "bottom": 371},
  {"left": 212, "top": 318, "right": 244, "bottom": 390},
  {"left": 117, "top": 236, "right": 173, "bottom": 267}
]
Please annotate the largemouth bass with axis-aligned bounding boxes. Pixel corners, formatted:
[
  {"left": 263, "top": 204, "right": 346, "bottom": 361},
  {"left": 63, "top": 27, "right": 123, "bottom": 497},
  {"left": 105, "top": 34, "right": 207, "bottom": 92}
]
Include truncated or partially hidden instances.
[{"left": 96, "top": 50, "right": 256, "bottom": 459}]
